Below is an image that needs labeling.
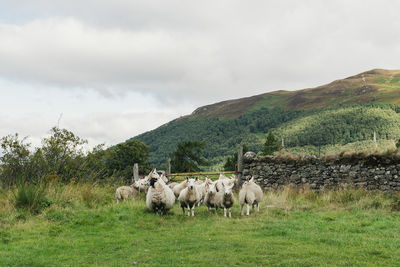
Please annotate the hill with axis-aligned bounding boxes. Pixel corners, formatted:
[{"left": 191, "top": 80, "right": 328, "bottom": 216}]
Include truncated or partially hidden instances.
[{"left": 133, "top": 69, "right": 400, "bottom": 169}]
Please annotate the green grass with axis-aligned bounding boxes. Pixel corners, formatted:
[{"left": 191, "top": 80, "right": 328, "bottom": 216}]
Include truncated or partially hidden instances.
[
  {"left": 390, "top": 77, "right": 400, "bottom": 84},
  {"left": 373, "top": 77, "right": 387, "bottom": 83},
  {"left": 1, "top": 184, "right": 400, "bottom": 266}
]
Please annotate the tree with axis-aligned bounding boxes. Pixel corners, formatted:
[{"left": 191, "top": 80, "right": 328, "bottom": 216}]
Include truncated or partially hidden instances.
[
  {"left": 41, "top": 127, "right": 88, "bottom": 181},
  {"left": 223, "top": 144, "right": 249, "bottom": 171},
  {"left": 171, "top": 141, "right": 209, "bottom": 172},
  {"left": 0, "top": 134, "right": 33, "bottom": 186},
  {"left": 264, "top": 132, "right": 279, "bottom": 155},
  {"left": 104, "top": 140, "right": 150, "bottom": 179}
]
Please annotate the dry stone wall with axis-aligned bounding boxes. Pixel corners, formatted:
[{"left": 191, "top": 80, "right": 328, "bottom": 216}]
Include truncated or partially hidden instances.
[{"left": 242, "top": 152, "right": 400, "bottom": 192}]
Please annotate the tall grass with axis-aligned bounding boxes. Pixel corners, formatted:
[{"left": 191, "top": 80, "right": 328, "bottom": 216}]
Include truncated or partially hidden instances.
[{"left": 11, "top": 182, "right": 50, "bottom": 214}]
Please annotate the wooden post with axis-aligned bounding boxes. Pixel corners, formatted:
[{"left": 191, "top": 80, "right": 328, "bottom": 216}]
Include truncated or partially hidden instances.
[
  {"left": 133, "top": 163, "right": 139, "bottom": 181},
  {"left": 237, "top": 145, "right": 243, "bottom": 184},
  {"left": 166, "top": 158, "right": 171, "bottom": 176}
]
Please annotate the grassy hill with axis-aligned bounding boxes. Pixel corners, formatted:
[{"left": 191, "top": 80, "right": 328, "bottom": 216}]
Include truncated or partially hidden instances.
[{"left": 133, "top": 69, "right": 400, "bottom": 169}]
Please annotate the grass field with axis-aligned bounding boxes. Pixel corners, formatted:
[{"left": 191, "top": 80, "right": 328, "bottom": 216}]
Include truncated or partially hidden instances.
[{"left": 1, "top": 183, "right": 400, "bottom": 266}]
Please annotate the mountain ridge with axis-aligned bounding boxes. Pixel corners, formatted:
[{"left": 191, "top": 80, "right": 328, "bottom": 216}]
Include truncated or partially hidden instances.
[
  {"left": 189, "top": 69, "right": 400, "bottom": 119},
  {"left": 133, "top": 69, "right": 400, "bottom": 168}
]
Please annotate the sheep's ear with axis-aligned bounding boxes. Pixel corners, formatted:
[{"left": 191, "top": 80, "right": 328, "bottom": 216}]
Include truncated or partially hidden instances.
[
  {"left": 186, "top": 177, "right": 189, "bottom": 181},
  {"left": 195, "top": 177, "right": 198, "bottom": 181},
  {"left": 250, "top": 176, "right": 254, "bottom": 182}
]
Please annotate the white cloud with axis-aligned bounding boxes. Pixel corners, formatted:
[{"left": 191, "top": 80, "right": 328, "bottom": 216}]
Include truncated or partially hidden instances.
[{"left": 0, "top": 0, "right": 400, "bottom": 146}]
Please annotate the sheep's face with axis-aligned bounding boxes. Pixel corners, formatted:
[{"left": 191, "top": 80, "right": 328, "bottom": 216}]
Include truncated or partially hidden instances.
[
  {"left": 186, "top": 178, "right": 196, "bottom": 191},
  {"left": 223, "top": 184, "right": 234, "bottom": 196},
  {"left": 135, "top": 178, "right": 148, "bottom": 190},
  {"left": 150, "top": 169, "right": 160, "bottom": 179},
  {"left": 207, "top": 182, "right": 217, "bottom": 194},
  {"left": 149, "top": 177, "right": 158, "bottom": 188}
]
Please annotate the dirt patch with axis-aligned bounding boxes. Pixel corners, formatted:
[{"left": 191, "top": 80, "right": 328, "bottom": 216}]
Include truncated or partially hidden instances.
[{"left": 354, "top": 85, "right": 378, "bottom": 95}]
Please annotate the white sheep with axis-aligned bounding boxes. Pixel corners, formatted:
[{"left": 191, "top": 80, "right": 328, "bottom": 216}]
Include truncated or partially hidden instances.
[
  {"left": 146, "top": 169, "right": 175, "bottom": 215},
  {"left": 178, "top": 178, "right": 201, "bottom": 216},
  {"left": 173, "top": 178, "right": 189, "bottom": 198},
  {"left": 133, "top": 176, "right": 150, "bottom": 193},
  {"left": 204, "top": 181, "right": 222, "bottom": 214},
  {"left": 196, "top": 177, "right": 211, "bottom": 206},
  {"left": 115, "top": 185, "right": 135, "bottom": 203},
  {"left": 160, "top": 173, "right": 169, "bottom": 183},
  {"left": 239, "top": 177, "right": 263, "bottom": 216},
  {"left": 218, "top": 183, "right": 235, "bottom": 217},
  {"left": 216, "top": 173, "right": 237, "bottom": 191},
  {"left": 167, "top": 182, "right": 179, "bottom": 190}
]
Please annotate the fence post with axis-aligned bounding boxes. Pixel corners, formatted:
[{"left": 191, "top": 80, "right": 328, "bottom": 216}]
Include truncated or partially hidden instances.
[
  {"left": 133, "top": 163, "right": 139, "bottom": 181},
  {"left": 166, "top": 158, "right": 171, "bottom": 176},
  {"left": 237, "top": 145, "right": 244, "bottom": 184}
]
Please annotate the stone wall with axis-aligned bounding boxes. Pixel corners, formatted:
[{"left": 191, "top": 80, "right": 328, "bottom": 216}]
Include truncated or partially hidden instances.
[{"left": 242, "top": 152, "right": 400, "bottom": 192}]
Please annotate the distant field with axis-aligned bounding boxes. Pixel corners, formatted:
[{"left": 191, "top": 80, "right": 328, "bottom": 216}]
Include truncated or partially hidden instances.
[{"left": 1, "top": 183, "right": 400, "bottom": 266}]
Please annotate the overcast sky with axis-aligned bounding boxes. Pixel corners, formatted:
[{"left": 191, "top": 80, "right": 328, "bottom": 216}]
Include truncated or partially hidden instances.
[{"left": 1, "top": 0, "right": 399, "bottom": 149}]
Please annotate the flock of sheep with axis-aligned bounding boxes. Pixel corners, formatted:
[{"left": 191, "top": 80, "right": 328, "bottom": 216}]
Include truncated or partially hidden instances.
[{"left": 115, "top": 169, "right": 263, "bottom": 217}]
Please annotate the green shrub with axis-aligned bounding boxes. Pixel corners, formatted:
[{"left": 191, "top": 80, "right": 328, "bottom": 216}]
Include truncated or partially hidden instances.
[
  {"left": 12, "top": 182, "right": 50, "bottom": 214},
  {"left": 373, "top": 77, "right": 386, "bottom": 83},
  {"left": 390, "top": 77, "right": 400, "bottom": 84}
]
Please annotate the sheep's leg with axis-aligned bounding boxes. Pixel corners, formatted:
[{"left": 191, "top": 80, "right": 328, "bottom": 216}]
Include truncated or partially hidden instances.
[
  {"left": 224, "top": 208, "right": 227, "bottom": 217},
  {"left": 229, "top": 208, "right": 232, "bottom": 218},
  {"left": 181, "top": 206, "right": 185, "bottom": 216},
  {"left": 246, "top": 204, "right": 250, "bottom": 216},
  {"left": 257, "top": 203, "right": 260, "bottom": 212},
  {"left": 187, "top": 204, "right": 191, "bottom": 216},
  {"left": 208, "top": 206, "right": 211, "bottom": 213},
  {"left": 215, "top": 207, "right": 218, "bottom": 215},
  {"left": 191, "top": 206, "right": 195, "bottom": 216},
  {"left": 240, "top": 204, "right": 244, "bottom": 216},
  {"left": 252, "top": 203, "right": 255, "bottom": 212}
]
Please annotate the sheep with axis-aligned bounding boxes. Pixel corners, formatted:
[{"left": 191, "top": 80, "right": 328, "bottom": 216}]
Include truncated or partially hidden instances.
[
  {"left": 218, "top": 183, "right": 235, "bottom": 217},
  {"left": 115, "top": 185, "right": 135, "bottom": 203},
  {"left": 178, "top": 178, "right": 201, "bottom": 216},
  {"left": 173, "top": 178, "right": 189, "bottom": 198},
  {"left": 167, "top": 182, "right": 179, "bottom": 190},
  {"left": 146, "top": 169, "right": 175, "bottom": 215},
  {"left": 196, "top": 177, "right": 212, "bottom": 206},
  {"left": 133, "top": 176, "right": 150, "bottom": 193},
  {"left": 204, "top": 181, "right": 222, "bottom": 214},
  {"left": 239, "top": 176, "right": 263, "bottom": 216},
  {"left": 195, "top": 177, "right": 203, "bottom": 185},
  {"left": 215, "top": 173, "right": 236, "bottom": 192},
  {"left": 160, "top": 173, "right": 169, "bottom": 183}
]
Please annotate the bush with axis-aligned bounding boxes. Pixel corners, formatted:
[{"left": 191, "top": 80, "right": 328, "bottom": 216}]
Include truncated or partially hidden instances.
[{"left": 12, "top": 182, "right": 50, "bottom": 214}]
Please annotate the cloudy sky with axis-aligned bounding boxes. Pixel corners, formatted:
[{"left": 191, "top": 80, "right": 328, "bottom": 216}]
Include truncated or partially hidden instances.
[{"left": 1, "top": 0, "right": 399, "bottom": 149}]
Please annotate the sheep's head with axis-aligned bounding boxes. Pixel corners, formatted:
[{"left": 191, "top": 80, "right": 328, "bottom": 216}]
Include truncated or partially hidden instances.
[
  {"left": 242, "top": 176, "right": 255, "bottom": 187},
  {"left": 149, "top": 177, "right": 158, "bottom": 188},
  {"left": 134, "top": 178, "right": 149, "bottom": 190},
  {"left": 160, "top": 174, "right": 168, "bottom": 183},
  {"left": 222, "top": 183, "right": 234, "bottom": 196},
  {"left": 207, "top": 181, "right": 218, "bottom": 194},
  {"left": 186, "top": 177, "right": 197, "bottom": 191},
  {"left": 150, "top": 169, "right": 160, "bottom": 179}
]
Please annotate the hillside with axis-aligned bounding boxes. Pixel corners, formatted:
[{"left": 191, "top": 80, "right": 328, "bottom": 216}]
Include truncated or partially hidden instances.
[{"left": 133, "top": 69, "right": 400, "bottom": 169}]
